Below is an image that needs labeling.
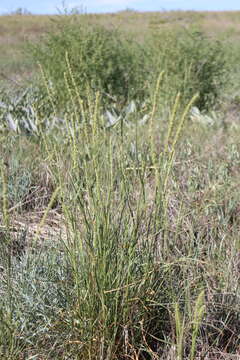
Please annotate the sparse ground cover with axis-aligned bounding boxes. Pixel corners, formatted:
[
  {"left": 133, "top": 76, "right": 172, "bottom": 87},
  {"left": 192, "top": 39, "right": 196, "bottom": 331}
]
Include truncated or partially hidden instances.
[{"left": 0, "top": 10, "right": 240, "bottom": 359}]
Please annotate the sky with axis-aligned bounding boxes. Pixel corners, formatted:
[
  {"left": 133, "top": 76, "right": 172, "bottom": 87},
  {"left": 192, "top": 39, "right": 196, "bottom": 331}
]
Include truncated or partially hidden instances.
[{"left": 0, "top": 0, "right": 240, "bottom": 15}]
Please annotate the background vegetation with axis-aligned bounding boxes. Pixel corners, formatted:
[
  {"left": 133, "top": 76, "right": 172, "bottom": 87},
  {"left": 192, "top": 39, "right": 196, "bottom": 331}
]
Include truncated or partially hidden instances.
[{"left": 0, "top": 9, "right": 240, "bottom": 359}]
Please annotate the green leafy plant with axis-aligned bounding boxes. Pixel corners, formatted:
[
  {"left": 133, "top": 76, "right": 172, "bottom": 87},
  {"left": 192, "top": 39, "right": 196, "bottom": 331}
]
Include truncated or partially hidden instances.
[
  {"left": 148, "top": 29, "right": 228, "bottom": 111},
  {"left": 29, "top": 17, "right": 148, "bottom": 110}
]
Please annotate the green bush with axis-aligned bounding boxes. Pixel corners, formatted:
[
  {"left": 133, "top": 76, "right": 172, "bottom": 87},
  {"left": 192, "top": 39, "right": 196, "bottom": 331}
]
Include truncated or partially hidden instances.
[
  {"left": 29, "top": 17, "right": 148, "bottom": 109},
  {"left": 148, "top": 29, "right": 228, "bottom": 110},
  {"left": 28, "top": 20, "right": 228, "bottom": 113}
]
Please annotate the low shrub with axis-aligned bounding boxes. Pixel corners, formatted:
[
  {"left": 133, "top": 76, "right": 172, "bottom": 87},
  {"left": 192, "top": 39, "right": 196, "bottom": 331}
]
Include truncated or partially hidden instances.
[
  {"left": 148, "top": 29, "right": 228, "bottom": 111},
  {"left": 29, "top": 16, "right": 148, "bottom": 110}
]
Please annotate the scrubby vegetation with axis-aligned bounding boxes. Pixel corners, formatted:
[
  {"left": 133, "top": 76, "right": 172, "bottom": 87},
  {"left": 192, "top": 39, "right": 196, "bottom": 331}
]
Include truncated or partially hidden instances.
[
  {"left": 0, "top": 10, "right": 240, "bottom": 359},
  {"left": 29, "top": 19, "right": 148, "bottom": 108}
]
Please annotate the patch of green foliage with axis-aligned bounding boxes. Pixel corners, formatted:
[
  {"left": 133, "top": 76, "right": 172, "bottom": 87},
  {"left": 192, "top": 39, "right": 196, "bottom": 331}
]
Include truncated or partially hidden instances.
[
  {"left": 28, "top": 18, "right": 228, "bottom": 112},
  {"left": 29, "top": 16, "right": 148, "bottom": 109},
  {"left": 148, "top": 29, "right": 228, "bottom": 110}
]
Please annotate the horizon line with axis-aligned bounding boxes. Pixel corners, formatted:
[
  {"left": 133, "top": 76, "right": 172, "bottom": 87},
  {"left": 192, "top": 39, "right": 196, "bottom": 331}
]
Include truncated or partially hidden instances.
[{"left": 1, "top": 8, "right": 240, "bottom": 15}]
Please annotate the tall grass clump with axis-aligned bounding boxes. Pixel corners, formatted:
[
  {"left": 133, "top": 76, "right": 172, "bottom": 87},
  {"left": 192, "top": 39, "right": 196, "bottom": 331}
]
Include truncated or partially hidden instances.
[
  {"left": 30, "top": 62, "right": 206, "bottom": 358},
  {"left": 148, "top": 28, "right": 228, "bottom": 111},
  {"left": 28, "top": 15, "right": 148, "bottom": 110}
]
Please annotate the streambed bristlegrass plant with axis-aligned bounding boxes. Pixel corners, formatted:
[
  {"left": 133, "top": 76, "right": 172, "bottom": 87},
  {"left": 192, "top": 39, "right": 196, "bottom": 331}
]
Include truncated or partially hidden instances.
[{"left": 36, "top": 58, "right": 201, "bottom": 358}]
